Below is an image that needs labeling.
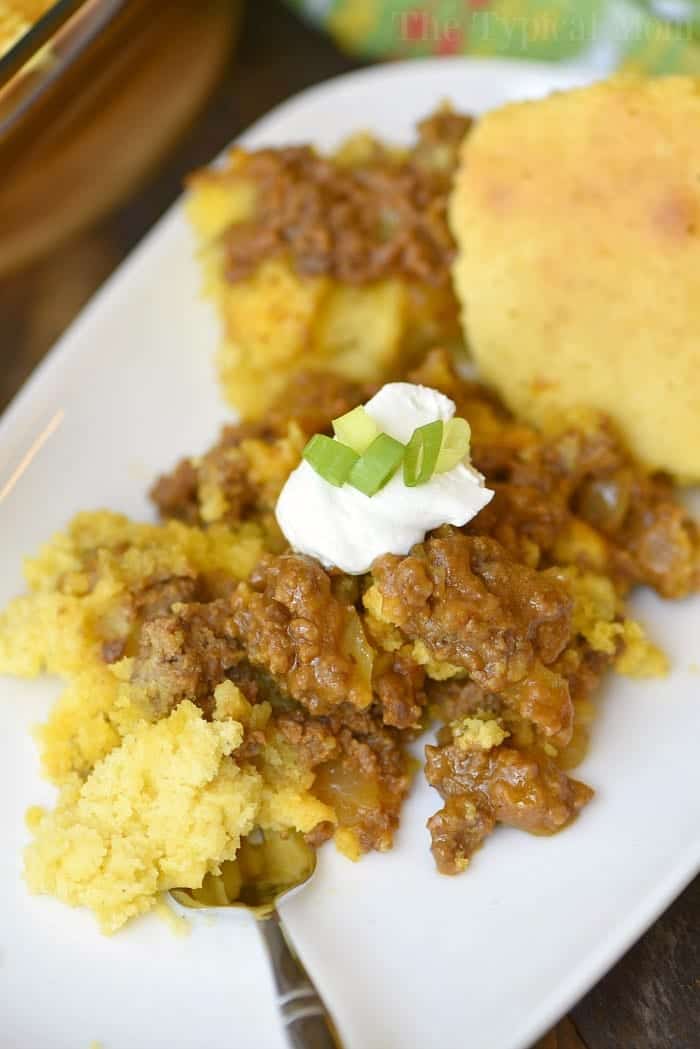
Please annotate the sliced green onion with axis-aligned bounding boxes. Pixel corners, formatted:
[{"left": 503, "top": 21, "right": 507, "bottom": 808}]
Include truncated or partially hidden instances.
[
  {"left": 435, "top": 417, "right": 471, "bottom": 474},
  {"left": 403, "top": 419, "right": 443, "bottom": 487},
  {"left": 348, "top": 434, "right": 405, "bottom": 497},
  {"left": 332, "top": 406, "right": 380, "bottom": 454},
  {"left": 303, "top": 434, "right": 358, "bottom": 487}
]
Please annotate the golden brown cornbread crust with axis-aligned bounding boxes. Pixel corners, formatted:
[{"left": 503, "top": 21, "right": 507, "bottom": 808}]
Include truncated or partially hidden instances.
[{"left": 450, "top": 75, "right": 700, "bottom": 483}]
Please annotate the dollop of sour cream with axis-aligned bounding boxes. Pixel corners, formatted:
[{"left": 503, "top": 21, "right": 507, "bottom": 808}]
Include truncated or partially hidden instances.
[{"left": 275, "top": 382, "right": 494, "bottom": 575}]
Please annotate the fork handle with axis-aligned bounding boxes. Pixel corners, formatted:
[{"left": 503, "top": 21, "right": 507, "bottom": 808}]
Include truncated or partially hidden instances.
[{"left": 258, "top": 910, "right": 343, "bottom": 1049}]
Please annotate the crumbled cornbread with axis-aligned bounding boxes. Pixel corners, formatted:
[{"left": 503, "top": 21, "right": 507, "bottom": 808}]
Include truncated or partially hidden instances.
[
  {"left": 213, "top": 679, "right": 255, "bottom": 724},
  {"left": 557, "top": 566, "right": 667, "bottom": 675},
  {"left": 1, "top": 510, "right": 333, "bottom": 931},
  {"left": 334, "top": 827, "right": 363, "bottom": 862},
  {"left": 453, "top": 717, "right": 509, "bottom": 751},
  {"left": 411, "top": 640, "right": 465, "bottom": 681},
  {"left": 615, "top": 621, "right": 669, "bottom": 678},
  {"left": 0, "top": 511, "right": 264, "bottom": 677},
  {"left": 34, "top": 664, "right": 145, "bottom": 784},
  {"left": 24, "top": 689, "right": 334, "bottom": 933},
  {"left": 25, "top": 702, "right": 259, "bottom": 933}
]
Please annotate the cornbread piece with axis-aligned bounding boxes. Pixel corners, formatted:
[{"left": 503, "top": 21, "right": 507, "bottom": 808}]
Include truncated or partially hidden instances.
[
  {"left": 33, "top": 664, "right": 146, "bottom": 785},
  {"left": 25, "top": 702, "right": 260, "bottom": 933},
  {"left": 24, "top": 694, "right": 335, "bottom": 933},
  {"left": 186, "top": 110, "right": 470, "bottom": 416},
  {"left": 450, "top": 75, "right": 700, "bottom": 483}
]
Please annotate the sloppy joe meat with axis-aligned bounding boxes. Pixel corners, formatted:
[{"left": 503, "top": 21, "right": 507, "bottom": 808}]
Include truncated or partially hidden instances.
[
  {"left": 222, "top": 113, "right": 473, "bottom": 287},
  {"left": 138, "top": 349, "right": 698, "bottom": 872}
]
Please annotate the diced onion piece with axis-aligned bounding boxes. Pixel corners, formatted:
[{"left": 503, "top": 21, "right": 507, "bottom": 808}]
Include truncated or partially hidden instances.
[
  {"left": 303, "top": 434, "right": 359, "bottom": 487},
  {"left": 403, "top": 419, "right": 444, "bottom": 487},
  {"left": 332, "top": 405, "right": 380, "bottom": 454},
  {"left": 435, "top": 417, "right": 471, "bottom": 474},
  {"left": 348, "top": 434, "right": 405, "bottom": 497}
]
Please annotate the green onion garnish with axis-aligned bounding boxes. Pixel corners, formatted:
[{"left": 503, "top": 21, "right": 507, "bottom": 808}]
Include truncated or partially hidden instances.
[
  {"left": 403, "top": 419, "right": 443, "bottom": 487},
  {"left": 435, "top": 417, "right": 471, "bottom": 474},
  {"left": 348, "top": 434, "right": 405, "bottom": 497},
  {"left": 332, "top": 405, "right": 380, "bottom": 454},
  {"left": 303, "top": 434, "right": 359, "bottom": 487}
]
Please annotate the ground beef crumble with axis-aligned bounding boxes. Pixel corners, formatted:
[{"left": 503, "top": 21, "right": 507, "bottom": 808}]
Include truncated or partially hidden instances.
[
  {"left": 221, "top": 111, "right": 472, "bottom": 288},
  {"left": 371, "top": 533, "right": 574, "bottom": 690},
  {"left": 131, "top": 599, "right": 241, "bottom": 717},
  {"left": 425, "top": 736, "right": 592, "bottom": 874},
  {"left": 231, "top": 553, "right": 374, "bottom": 715}
]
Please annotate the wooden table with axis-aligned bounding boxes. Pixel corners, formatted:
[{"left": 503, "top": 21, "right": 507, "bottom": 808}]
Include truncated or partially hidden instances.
[{"left": 1, "top": 2, "right": 697, "bottom": 1046}]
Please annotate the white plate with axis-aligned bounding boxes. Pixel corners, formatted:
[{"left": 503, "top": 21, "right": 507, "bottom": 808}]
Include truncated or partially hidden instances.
[{"left": 1, "top": 57, "right": 698, "bottom": 1049}]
